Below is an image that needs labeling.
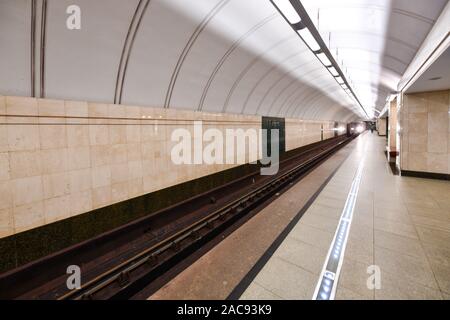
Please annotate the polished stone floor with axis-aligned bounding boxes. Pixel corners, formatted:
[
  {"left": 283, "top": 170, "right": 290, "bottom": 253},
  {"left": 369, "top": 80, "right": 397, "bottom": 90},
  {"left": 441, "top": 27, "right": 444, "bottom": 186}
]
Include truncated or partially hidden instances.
[{"left": 241, "top": 133, "right": 450, "bottom": 300}]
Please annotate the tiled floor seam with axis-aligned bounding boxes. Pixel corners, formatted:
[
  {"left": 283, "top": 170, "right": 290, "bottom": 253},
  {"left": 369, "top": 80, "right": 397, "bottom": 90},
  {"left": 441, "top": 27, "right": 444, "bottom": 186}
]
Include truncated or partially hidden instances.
[
  {"left": 252, "top": 281, "right": 286, "bottom": 300},
  {"left": 276, "top": 255, "right": 322, "bottom": 277},
  {"left": 403, "top": 201, "right": 447, "bottom": 298},
  {"left": 376, "top": 267, "right": 444, "bottom": 295}
]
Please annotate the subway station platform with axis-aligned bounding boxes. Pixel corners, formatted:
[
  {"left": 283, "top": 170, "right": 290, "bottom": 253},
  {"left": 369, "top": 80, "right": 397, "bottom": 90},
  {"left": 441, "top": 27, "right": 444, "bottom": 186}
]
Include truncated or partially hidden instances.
[
  {"left": 240, "top": 132, "right": 450, "bottom": 300},
  {"left": 1, "top": 0, "right": 449, "bottom": 304}
]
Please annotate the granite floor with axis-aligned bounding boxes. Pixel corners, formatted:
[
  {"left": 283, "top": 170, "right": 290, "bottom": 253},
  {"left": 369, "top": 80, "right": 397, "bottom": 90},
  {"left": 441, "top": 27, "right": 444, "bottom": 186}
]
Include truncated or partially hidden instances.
[{"left": 241, "top": 132, "right": 450, "bottom": 300}]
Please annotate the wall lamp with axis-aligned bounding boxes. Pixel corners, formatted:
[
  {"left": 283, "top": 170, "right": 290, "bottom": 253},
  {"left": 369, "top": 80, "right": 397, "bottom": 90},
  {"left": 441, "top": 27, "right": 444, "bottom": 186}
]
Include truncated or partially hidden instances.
[{"left": 271, "top": 0, "right": 369, "bottom": 119}]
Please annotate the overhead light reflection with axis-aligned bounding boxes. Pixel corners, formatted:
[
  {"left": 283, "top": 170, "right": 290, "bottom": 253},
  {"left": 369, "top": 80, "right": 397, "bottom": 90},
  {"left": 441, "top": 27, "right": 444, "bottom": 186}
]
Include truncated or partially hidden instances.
[
  {"left": 328, "top": 67, "right": 339, "bottom": 77},
  {"left": 273, "top": 0, "right": 302, "bottom": 24},
  {"left": 297, "top": 28, "right": 321, "bottom": 51},
  {"left": 317, "top": 52, "right": 332, "bottom": 66},
  {"left": 270, "top": 0, "right": 369, "bottom": 118}
]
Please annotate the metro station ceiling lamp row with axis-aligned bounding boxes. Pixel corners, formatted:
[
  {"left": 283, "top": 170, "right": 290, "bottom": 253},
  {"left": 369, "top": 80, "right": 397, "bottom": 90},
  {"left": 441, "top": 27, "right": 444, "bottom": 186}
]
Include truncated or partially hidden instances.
[{"left": 271, "top": 0, "right": 369, "bottom": 119}]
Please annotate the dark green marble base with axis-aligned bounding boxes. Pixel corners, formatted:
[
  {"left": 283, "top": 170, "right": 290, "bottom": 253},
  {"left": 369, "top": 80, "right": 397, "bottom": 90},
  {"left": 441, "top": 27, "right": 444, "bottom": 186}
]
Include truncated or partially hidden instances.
[{"left": 0, "top": 162, "right": 259, "bottom": 273}]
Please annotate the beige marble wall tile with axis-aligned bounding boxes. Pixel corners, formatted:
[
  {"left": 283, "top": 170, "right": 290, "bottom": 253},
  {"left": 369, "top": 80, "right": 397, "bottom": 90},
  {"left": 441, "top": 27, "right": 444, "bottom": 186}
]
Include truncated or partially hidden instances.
[
  {"left": 6, "top": 96, "right": 38, "bottom": 116},
  {"left": 42, "top": 172, "right": 70, "bottom": 199},
  {"left": 0, "top": 97, "right": 8, "bottom": 153},
  {"left": 127, "top": 143, "right": 141, "bottom": 161},
  {"left": 408, "top": 113, "right": 428, "bottom": 133},
  {"left": 401, "top": 151, "right": 408, "bottom": 169},
  {"left": 408, "top": 152, "right": 428, "bottom": 172},
  {"left": 428, "top": 112, "right": 448, "bottom": 133},
  {"left": 427, "top": 153, "right": 448, "bottom": 173},
  {"left": 128, "top": 160, "right": 143, "bottom": 179},
  {"left": 7, "top": 118, "right": 40, "bottom": 151},
  {"left": 428, "top": 134, "right": 447, "bottom": 153},
  {"left": 90, "top": 145, "right": 110, "bottom": 167},
  {"left": 108, "top": 104, "right": 126, "bottom": 118},
  {"left": 428, "top": 91, "right": 449, "bottom": 113},
  {"left": 409, "top": 133, "right": 427, "bottom": 152},
  {"left": 0, "top": 122, "right": 8, "bottom": 153},
  {"left": 89, "top": 120, "right": 109, "bottom": 146},
  {"left": 402, "top": 90, "right": 450, "bottom": 174},
  {"left": 65, "top": 100, "right": 88, "bottom": 117},
  {"left": 110, "top": 144, "right": 127, "bottom": 165},
  {"left": 13, "top": 201, "right": 45, "bottom": 233},
  {"left": 39, "top": 116, "right": 67, "bottom": 150},
  {"left": 70, "top": 190, "right": 92, "bottom": 216},
  {"left": 38, "top": 98, "right": 65, "bottom": 117},
  {"left": 0, "top": 180, "right": 12, "bottom": 210},
  {"left": 67, "top": 146, "right": 90, "bottom": 170},
  {"left": 109, "top": 125, "right": 127, "bottom": 145},
  {"left": 91, "top": 165, "right": 111, "bottom": 189},
  {"left": 126, "top": 121, "right": 141, "bottom": 143},
  {"left": 0, "top": 96, "right": 5, "bottom": 113},
  {"left": 0, "top": 152, "right": 9, "bottom": 181},
  {"left": 111, "top": 182, "right": 128, "bottom": 203},
  {"left": 92, "top": 185, "right": 112, "bottom": 209},
  {"left": 128, "top": 177, "right": 143, "bottom": 198},
  {"left": 12, "top": 176, "right": 43, "bottom": 206},
  {"left": 44, "top": 195, "right": 70, "bottom": 223},
  {"left": 69, "top": 168, "right": 91, "bottom": 193},
  {"left": 2, "top": 96, "right": 267, "bottom": 236},
  {"left": 67, "top": 123, "right": 89, "bottom": 148},
  {"left": 40, "top": 148, "right": 68, "bottom": 174},
  {"left": 0, "top": 208, "right": 13, "bottom": 238},
  {"left": 88, "top": 102, "right": 108, "bottom": 117},
  {"left": 448, "top": 132, "right": 450, "bottom": 152},
  {"left": 406, "top": 93, "right": 427, "bottom": 113},
  {"left": 5, "top": 151, "right": 42, "bottom": 179}
]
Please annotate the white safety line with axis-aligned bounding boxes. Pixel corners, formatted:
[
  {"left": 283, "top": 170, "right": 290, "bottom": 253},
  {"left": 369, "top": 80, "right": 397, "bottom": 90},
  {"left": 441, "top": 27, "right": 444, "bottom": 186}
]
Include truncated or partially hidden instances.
[{"left": 312, "top": 157, "right": 365, "bottom": 300}]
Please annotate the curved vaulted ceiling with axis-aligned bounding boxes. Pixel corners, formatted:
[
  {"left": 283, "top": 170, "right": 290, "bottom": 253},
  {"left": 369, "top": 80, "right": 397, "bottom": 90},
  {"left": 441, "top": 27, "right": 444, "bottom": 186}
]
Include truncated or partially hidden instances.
[
  {"left": 301, "top": 0, "right": 448, "bottom": 114},
  {"left": 0, "top": 0, "right": 447, "bottom": 122}
]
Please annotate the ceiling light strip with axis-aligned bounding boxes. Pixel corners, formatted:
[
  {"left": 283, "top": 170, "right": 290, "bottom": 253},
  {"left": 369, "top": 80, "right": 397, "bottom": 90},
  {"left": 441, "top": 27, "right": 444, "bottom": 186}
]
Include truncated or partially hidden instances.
[{"left": 270, "top": 0, "right": 369, "bottom": 118}]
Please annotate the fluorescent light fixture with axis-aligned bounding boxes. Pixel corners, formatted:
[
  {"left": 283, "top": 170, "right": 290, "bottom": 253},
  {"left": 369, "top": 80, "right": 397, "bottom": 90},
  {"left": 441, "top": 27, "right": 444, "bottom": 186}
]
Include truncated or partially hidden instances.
[
  {"left": 270, "top": 0, "right": 369, "bottom": 119},
  {"left": 272, "top": 0, "right": 301, "bottom": 24},
  {"left": 316, "top": 52, "right": 332, "bottom": 66},
  {"left": 328, "top": 67, "right": 339, "bottom": 77},
  {"left": 297, "top": 28, "right": 320, "bottom": 52}
]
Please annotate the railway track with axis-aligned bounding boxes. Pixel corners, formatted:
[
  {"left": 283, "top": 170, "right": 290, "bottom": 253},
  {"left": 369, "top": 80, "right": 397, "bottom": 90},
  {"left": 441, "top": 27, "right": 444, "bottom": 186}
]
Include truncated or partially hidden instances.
[{"left": 0, "top": 134, "right": 356, "bottom": 300}]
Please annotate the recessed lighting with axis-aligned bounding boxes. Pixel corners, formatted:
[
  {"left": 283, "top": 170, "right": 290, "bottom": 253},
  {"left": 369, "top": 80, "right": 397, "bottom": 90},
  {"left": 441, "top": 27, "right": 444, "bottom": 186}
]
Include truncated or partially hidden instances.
[
  {"left": 317, "top": 52, "right": 332, "bottom": 67},
  {"left": 272, "top": 0, "right": 301, "bottom": 24},
  {"left": 297, "top": 28, "right": 321, "bottom": 52},
  {"left": 429, "top": 76, "right": 442, "bottom": 81},
  {"left": 328, "top": 67, "right": 339, "bottom": 77}
]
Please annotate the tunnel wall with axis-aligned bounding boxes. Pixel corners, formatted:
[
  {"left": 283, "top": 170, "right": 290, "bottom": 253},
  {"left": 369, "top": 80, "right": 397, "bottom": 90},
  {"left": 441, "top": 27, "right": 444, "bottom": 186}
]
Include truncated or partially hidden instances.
[
  {"left": 399, "top": 90, "right": 450, "bottom": 176},
  {"left": 285, "top": 119, "right": 341, "bottom": 151},
  {"left": 0, "top": 95, "right": 345, "bottom": 239}
]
